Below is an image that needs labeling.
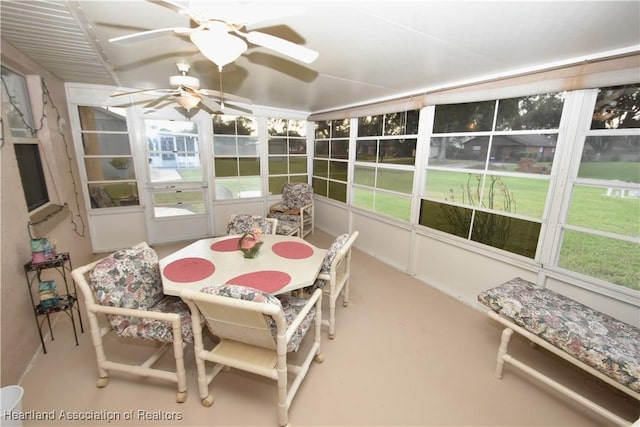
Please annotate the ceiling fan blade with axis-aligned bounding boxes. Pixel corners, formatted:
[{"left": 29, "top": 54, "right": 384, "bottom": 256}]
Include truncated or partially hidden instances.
[
  {"left": 244, "top": 31, "right": 318, "bottom": 64},
  {"left": 199, "top": 96, "right": 223, "bottom": 112},
  {"left": 148, "top": 0, "right": 210, "bottom": 26},
  {"left": 199, "top": 88, "right": 252, "bottom": 105},
  {"left": 174, "top": 106, "right": 199, "bottom": 119},
  {"left": 181, "top": 85, "right": 201, "bottom": 96},
  {"left": 144, "top": 100, "right": 175, "bottom": 112},
  {"left": 144, "top": 94, "right": 172, "bottom": 109},
  {"left": 109, "top": 27, "right": 193, "bottom": 44},
  {"left": 110, "top": 88, "right": 172, "bottom": 97}
]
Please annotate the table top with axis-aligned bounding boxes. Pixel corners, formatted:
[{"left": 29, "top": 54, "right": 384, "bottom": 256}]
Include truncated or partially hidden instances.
[{"left": 160, "top": 234, "right": 327, "bottom": 296}]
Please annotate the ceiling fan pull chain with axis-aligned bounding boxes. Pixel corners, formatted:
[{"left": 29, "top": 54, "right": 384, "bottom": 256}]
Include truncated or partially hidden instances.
[{"left": 218, "top": 66, "right": 225, "bottom": 110}]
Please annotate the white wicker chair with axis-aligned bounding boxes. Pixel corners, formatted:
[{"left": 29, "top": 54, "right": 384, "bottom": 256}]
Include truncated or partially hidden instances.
[
  {"left": 70, "top": 242, "right": 192, "bottom": 403},
  {"left": 226, "top": 213, "right": 278, "bottom": 235},
  {"left": 181, "top": 284, "right": 323, "bottom": 427},
  {"left": 309, "top": 231, "right": 359, "bottom": 339}
]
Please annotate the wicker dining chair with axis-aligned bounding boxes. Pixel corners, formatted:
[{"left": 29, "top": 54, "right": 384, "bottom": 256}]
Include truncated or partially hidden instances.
[
  {"left": 226, "top": 213, "right": 278, "bottom": 235},
  {"left": 308, "top": 231, "right": 359, "bottom": 339},
  {"left": 181, "top": 284, "right": 323, "bottom": 426},
  {"left": 71, "top": 242, "right": 193, "bottom": 402}
]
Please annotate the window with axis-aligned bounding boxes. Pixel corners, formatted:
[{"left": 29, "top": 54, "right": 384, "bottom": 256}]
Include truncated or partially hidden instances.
[
  {"left": 146, "top": 119, "right": 205, "bottom": 216},
  {"left": 147, "top": 120, "right": 201, "bottom": 178},
  {"left": 420, "top": 93, "right": 565, "bottom": 258},
  {"left": 14, "top": 144, "right": 49, "bottom": 211},
  {"left": 78, "top": 106, "right": 139, "bottom": 208},
  {"left": 313, "top": 119, "right": 350, "bottom": 202},
  {"left": 1, "top": 66, "right": 49, "bottom": 211},
  {"left": 353, "top": 110, "right": 419, "bottom": 221},
  {"left": 557, "top": 84, "right": 640, "bottom": 291},
  {"left": 268, "top": 118, "right": 308, "bottom": 195},
  {"left": 212, "top": 114, "right": 260, "bottom": 199}
]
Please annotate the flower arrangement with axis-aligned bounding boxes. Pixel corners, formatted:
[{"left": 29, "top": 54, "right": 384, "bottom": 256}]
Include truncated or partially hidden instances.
[{"left": 238, "top": 227, "right": 263, "bottom": 258}]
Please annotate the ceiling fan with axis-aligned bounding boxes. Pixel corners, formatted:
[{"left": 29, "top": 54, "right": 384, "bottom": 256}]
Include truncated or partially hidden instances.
[
  {"left": 111, "top": 62, "right": 252, "bottom": 115},
  {"left": 109, "top": 0, "right": 319, "bottom": 70}
]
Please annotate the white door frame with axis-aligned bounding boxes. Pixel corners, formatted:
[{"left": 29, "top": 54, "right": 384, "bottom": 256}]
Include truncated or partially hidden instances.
[{"left": 132, "top": 108, "right": 214, "bottom": 244}]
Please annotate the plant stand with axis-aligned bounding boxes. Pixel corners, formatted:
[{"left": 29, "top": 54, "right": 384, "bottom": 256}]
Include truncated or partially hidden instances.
[{"left": 23, "top": 252, "right": 84, "bottom": 354}]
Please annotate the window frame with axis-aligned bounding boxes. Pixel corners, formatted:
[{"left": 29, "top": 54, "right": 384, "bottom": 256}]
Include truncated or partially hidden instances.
[
  {"left": 78, "top": 105, "right": 139, "bottom": 210},
  {"left": 212, "top": 114, "right": 261, "bottom": 199},
  {"left": 419, "top": 93, "right": 566, "bottom": 260},
  {"left": 267, "top": 117, "right": 309, "bottom": 196},
  {"left": 1, "top": 66, "right": 59, "bottom": 213},
  {"left": 351, "top": 110, "right": 420, "bottom": 222},
  {"left": 545, "top": 86, "right": 640, "bottom": 296},
  {"left": 312, "top": 118, "right": 351, "bottom": 203}
]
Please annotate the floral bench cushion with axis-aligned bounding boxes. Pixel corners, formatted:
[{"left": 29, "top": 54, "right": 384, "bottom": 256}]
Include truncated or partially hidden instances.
[
  {"left": 200, "top": 284, "right": 316, "bottom": 352},
  {"left": 478, "top": 277, "right": 640, "bottom": 393},
  {"left": 90, "top": 243, "right": 193, "bottom": 343}
]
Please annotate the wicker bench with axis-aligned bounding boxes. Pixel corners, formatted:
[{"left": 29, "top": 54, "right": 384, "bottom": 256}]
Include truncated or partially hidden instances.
[{"left": 478, "top": 277, "right": 640, "bottom": 426}]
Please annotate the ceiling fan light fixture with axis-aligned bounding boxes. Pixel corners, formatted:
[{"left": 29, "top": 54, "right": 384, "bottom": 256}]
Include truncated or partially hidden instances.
[
  {"left": 169, "top": 74, "right": 200, "bottom": 88},
  {"left": 190, "top": 29, "right": 248, "bottom": 68},
  {"left": 175, "top": 93, "right": 201, "bottom": 110}
]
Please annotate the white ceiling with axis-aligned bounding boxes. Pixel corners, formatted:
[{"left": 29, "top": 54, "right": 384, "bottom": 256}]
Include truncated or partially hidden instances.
[{"left": 2, "top": 0, "right": 639, "bottom": 114}]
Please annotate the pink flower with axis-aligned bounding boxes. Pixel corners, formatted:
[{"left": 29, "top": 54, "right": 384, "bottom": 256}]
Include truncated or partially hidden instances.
[{"left": 240, "top": 237, "right": 257, "bottom": 249}]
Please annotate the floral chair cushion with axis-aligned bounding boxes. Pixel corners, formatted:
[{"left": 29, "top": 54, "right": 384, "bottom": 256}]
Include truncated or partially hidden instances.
[
  {"left": 478, "top": 277, "right": 640, "bottom": 393},
  {"left": 90, "top": 244, "right": 163, "bottom": 310},
  {"left": 90, "top": 243, "right": 194, "bottom": 343},
  {"left": 280, "top": 182, "right": 313, "bottom": 210},
  {"left": 303, "top": 233, "right": 350, "bottom": 293},
  {"left": 227, "top": 214, "right": 275, "bottom": 235},
  {"left": 275, "top": 219, "right": 300, "bottom": 236},
  {"left": 322, "top": 234, "right": 349, "bottom": 273},
  {"left": 201, "top": 284, "right": 316, "bottom": 352},
  {"left": 108, "top": 296, "right": 194, "bottom": 343}
]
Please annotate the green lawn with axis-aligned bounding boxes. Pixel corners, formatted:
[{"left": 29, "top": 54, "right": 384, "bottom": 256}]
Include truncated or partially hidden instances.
[
  {"left": 560, "top": 230, "right": 640, "bottom": 290},
  {"left": 424, "top": 170, "right": 548, "bottom": 218},
  {"left": 568, "top": 186, "right": 640, "bottom": 236},
  {"left": 578, "top": 162, "right": 640, "bottom": 183}
]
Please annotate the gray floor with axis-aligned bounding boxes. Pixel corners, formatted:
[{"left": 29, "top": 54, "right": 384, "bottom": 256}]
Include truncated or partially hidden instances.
[{"left": 17, "top": 230, "right": 639, "bottom": 426}]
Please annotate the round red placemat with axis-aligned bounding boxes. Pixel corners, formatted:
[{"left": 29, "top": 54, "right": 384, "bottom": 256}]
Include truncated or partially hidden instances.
[
  {"left": 210, "top": 237, "right": 241, "bottom": 252},
  {"left": 272, "top": 241, "right": 314, "bottom": 259},
  {"left": 226, "top": 270, "right": 291, "bottom": 293},
  {"left": 163, "top": 258, "right": 215, "bottom": 283}
]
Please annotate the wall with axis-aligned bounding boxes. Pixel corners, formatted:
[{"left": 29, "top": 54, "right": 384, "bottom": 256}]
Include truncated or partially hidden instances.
[{"left": 1, "top": 41, "right": 93, "bottom": 386}]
